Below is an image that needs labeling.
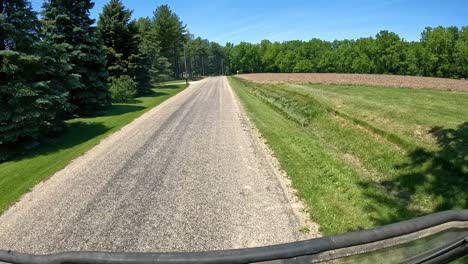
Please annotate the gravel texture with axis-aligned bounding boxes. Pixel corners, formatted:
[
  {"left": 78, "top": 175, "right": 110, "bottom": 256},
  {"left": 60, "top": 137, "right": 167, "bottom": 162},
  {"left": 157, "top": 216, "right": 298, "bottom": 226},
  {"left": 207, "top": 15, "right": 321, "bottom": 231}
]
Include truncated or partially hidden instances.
[
  {"left": 239, "top": 73, "right": 468, "bottom": 91},
  {"left": 0, "top": 77, "right": 318, "bottom": 254}
]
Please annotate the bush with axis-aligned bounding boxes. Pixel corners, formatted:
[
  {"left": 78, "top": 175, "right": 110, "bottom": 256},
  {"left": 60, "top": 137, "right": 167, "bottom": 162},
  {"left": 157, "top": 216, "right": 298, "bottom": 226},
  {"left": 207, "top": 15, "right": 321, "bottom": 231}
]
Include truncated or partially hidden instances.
[{"left": 109, "top": 75, "right": 137, "bottom": 103}]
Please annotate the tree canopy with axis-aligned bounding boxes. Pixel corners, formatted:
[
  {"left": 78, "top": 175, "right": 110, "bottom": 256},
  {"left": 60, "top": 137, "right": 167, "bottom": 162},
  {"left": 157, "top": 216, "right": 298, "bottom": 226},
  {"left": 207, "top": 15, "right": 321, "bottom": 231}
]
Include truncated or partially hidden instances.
[
  {"left": 0, "top": 0, "right": 72, "bottom": 160},
  {"left": 98, "top": 0, "right": 138, "bottom": 79},
  {"left": 152, "top": 5, "right": 187, "bottom": 78},
  {"left": 1, "top": 0, "right": 466, "bottom": 162},
  {"left": 42, "top": 0, "right": 111, "bottom": 115},
  {"left": 225, "top": 27, "right": 468, "bottom": 79}
]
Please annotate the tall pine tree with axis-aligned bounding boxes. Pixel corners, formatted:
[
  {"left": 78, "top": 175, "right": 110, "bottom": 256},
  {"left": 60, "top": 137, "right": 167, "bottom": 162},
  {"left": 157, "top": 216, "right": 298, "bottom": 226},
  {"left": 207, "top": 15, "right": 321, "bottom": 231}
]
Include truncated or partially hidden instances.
[
  {"left": 97, "top": 0, "right": 137, "bottom": 79},
  {"left": 0, "top": 0, "right": 72, "bottom": 160},
  {"left": 97, "top": 0, "right": 151, "bottom": 93},
  {"left": 42, "top": 0, "right": 111, "bottom": 116},
  {"left": 136, "top": 17, "right": 171, "bottom": 84},
  {"left": 0, "top": 0, "right": 39, "bottom": 50},
  {"left": 152, "top": 5, "right": 186, "bottom": 79}
]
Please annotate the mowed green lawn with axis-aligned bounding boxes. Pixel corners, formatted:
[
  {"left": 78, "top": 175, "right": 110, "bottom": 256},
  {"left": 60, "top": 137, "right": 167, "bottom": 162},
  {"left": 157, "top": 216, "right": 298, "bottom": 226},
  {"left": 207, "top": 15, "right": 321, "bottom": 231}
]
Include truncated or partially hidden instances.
[
  {"left": 0, "top": 83, "right": 187, "bottom": 214},
  {"left": 229, "top": 76, "right": 468, "bottom": 235}
]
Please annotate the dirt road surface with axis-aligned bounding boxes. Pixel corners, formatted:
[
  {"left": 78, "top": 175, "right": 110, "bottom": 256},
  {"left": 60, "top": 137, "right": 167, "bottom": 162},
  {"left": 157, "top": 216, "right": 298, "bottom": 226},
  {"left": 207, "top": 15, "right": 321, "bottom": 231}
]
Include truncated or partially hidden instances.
[{"left": 0, "top": 77, "right": 317, "bottom": 254}]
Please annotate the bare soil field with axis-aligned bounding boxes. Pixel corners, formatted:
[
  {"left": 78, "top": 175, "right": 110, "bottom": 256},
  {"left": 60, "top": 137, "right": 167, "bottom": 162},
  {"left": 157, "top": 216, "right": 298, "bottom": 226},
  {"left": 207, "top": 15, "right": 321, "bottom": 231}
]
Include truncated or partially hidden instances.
[{"left": 238, "top": 73, "right": 468, "bottom": 91}]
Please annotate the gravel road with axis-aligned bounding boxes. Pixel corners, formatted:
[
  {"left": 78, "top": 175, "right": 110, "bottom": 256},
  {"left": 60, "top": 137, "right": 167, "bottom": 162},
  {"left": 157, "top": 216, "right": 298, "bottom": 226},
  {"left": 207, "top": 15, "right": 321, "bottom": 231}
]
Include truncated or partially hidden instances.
[{"left": 0, "top": 77, "right": 316, "bottom": 254}]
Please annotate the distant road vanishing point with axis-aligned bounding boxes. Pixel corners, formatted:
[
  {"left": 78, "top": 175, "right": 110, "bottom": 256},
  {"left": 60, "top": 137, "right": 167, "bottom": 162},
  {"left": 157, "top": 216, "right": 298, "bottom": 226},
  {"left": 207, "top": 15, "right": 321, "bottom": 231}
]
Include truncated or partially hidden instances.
[{"left": 0, "top": 77, "right": 315, "bottom": 254}]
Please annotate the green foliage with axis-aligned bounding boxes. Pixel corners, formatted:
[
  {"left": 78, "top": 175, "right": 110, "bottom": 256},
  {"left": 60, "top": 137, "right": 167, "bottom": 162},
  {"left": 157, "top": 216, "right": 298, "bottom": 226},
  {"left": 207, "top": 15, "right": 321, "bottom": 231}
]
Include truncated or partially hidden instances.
[
  {"left": 135, "top": 17, "right": 171, "bottom": 84},
  {"left": 1, "top": 51, "right": 45, "bottom": 159},
  {"left": 186, "top": 37, "right": 226, "bottom": 77},
  {"left": 421, "top": 26, "right": 458, "bottom": 78},
  {"left": 109, "top": 75, "right": 137, "bottom": 103},
  {"left": 374, "top": 30, "right": 404, "bottom": 74},
  {"left": 454, "top": 27, "right": 468, "bottom": 78},
  {"left": 0, "top": 0, "right": 39, "bottom": 51},
  {"left": 97, "top": 0, "right": 138, "bottom": 78},
  {"left": 225, "top": 26, "right": 468, "bottom": 79},
  {"left": 152, "top": 4, "right": 187, "bottom": 78},
  {"left": 0, "top": 49, "right": 71, "bottom": 161},
  {"left": 97, "top": 0, "right": 158, "bottom": 94},
  {"left": 42, "top": 0, "right": 111, "bottom": 116},
  {"left": 0, "top": 0, "right": 72, "bottom": 161},
  {"left": 226, "top": 42, "right": 263, "bottom": 73}
]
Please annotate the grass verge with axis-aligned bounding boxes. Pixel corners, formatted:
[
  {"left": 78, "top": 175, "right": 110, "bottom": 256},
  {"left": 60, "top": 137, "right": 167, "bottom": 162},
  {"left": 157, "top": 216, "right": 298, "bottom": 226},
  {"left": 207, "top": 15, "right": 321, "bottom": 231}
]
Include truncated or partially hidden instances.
[
  {"left": 0, "top": 83, "right": 187, "bottom": 214},
  {"left": 229, "top": 76, "right": 467, "bottom": 235}
]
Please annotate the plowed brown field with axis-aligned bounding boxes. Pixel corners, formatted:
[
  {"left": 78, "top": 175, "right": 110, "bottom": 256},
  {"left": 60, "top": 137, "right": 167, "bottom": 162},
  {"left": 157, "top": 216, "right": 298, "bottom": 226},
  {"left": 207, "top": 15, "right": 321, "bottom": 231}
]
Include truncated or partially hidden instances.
[{"left": 238, "top": 73, "right": 468, "bottom": 91}]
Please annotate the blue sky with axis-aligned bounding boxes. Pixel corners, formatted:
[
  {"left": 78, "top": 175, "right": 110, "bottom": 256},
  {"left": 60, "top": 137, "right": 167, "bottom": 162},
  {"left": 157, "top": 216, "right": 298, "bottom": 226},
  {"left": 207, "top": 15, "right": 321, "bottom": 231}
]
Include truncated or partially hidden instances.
[{"left": 31, "top": 0, "right": 467, "bottom": 44}]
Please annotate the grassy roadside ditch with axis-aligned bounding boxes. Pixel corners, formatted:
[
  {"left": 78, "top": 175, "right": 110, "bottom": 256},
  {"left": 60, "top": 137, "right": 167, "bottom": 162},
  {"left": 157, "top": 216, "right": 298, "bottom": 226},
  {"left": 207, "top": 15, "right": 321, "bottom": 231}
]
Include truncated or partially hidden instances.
[
  {"left": 229, "top": 76, "right": 468, "bottom": 235},
  {"left": 0, "top": 82, "right": 187, "bottom": 214}
]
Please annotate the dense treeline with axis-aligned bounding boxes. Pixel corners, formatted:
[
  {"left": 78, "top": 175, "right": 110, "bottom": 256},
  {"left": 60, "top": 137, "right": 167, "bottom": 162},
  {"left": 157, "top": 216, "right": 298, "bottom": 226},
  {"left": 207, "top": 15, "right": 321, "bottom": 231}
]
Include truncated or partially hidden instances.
[
  {"left": 97, "top": 0, "right": 173, "bottom": 95},
  {"left": 1, "top": 0, "right": 465, "bottom": 161},
  {"left": 1, "top": 0, "right": 110, "bottom": 160},
  {"left": 185, "top": 37, "right": 226, "bottom": 77},
  {"left": 0, "top": 0, "right": 222, "bottom": 161},
  {"left": 226, "top": 27, "right": 468, "bottom": 78}
]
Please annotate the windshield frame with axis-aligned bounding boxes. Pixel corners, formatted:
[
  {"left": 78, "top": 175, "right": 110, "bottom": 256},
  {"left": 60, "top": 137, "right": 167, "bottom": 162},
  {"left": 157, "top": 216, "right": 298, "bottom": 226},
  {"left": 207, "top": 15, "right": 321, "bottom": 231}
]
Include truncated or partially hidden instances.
[{"left": 1, "top": 210, "right": 467, "bottom": 264}]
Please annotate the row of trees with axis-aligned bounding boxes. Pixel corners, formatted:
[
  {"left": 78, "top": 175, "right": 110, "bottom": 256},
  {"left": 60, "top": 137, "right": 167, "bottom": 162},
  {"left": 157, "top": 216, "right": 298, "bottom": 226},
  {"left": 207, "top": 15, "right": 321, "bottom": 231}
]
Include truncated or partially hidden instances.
[
  {"left": 2, "top": 0, "right": 464, "bottom": 161},
  {"left": 225, "top": 27, "right": 468, "bottom": 78},
  {"left": 185, "top": 37, "right": 226, "bottom": 77},
  {"left": 0, "top": 0, "right": 214, "bottom": 161},
  {"left": 101, "top": 2, "right": 228, "bottom": 80},
  {"left": 97, "top": 1, "right": 175, "bottom": 98},
  {"left": 1, "top": 0, "right": 111, "bottom": 160},
  {"left": 105, "top": 3, "right": 227, "bottom": 82},
  {"left": 98, "top": 2, "right": 204, "bottom": 89}
]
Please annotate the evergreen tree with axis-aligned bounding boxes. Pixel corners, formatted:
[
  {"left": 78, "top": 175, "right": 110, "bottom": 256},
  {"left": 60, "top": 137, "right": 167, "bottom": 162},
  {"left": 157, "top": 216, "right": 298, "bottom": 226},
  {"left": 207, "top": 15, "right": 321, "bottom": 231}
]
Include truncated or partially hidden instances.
[
  {"left": 0, "top": 0, "right": 39, "bottom": 50},
  {"left": 97, "top": 0, "right": 138, "bottom": 79},
  {"left": 152, "top": 5, "right": 186, "bottom": 78},
  {"left": 135, "top": 17, "right": 171, "bottom": 84},
  {"left": 42, "top": 0, "right": 110, "bottom": 116},
  {"left": 0, "top": 0, "right": 71, "bottom": 160}
]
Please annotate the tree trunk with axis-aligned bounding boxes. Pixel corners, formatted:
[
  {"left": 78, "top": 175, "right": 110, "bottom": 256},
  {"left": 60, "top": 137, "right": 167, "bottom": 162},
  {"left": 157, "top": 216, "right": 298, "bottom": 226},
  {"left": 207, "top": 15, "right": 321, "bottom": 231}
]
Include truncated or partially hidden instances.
[
  {"left": 201, "top": 56, "right": 205, "bottom": 76},
  {"left": 0, "top": 0, "right": 5, "bottom": 50},
  {"left": 174, "top": 49, "right": 177, "bottom": 78},
  {"left": 190, "top": 56, "right": 193, "bottom": 78}
]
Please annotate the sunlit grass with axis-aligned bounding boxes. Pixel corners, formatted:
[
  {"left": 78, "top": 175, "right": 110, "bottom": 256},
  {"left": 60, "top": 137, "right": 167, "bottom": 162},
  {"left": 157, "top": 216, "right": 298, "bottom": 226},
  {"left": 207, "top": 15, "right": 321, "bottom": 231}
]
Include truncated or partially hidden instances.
[
  {"left": 0, "top": 83, "right": 187, "bottom": 214},
  {"left": 229, "top": 76, "right": 468, "bottom": 235}
]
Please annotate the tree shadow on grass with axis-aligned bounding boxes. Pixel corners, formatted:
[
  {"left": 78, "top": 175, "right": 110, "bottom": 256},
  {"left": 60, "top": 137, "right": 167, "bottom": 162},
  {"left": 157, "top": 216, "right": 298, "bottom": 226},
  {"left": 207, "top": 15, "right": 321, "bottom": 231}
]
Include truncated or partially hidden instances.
[
  {"left": 4, "top": 122, "right": 110, "bottom": 163},
  {"left": 362, "top": 122, "right": 468, "bottom": 227},
  {"left": 1, "top": 90, "right": 175, "bottom": 163},
  {"left": 95, "top": 91, "right": 170, "bottom": 117},
  {"left": 154, "top": 84, "right": 184, "bottom": 90},
  {"left": 99, "top": 104, "right": 146, "bottom": 117},
  {"left": 140, "top": 90, "right": 170, "bottom": 97},
  {"left": 355, "top": 181, "right": 423, "bottom": 231}
]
